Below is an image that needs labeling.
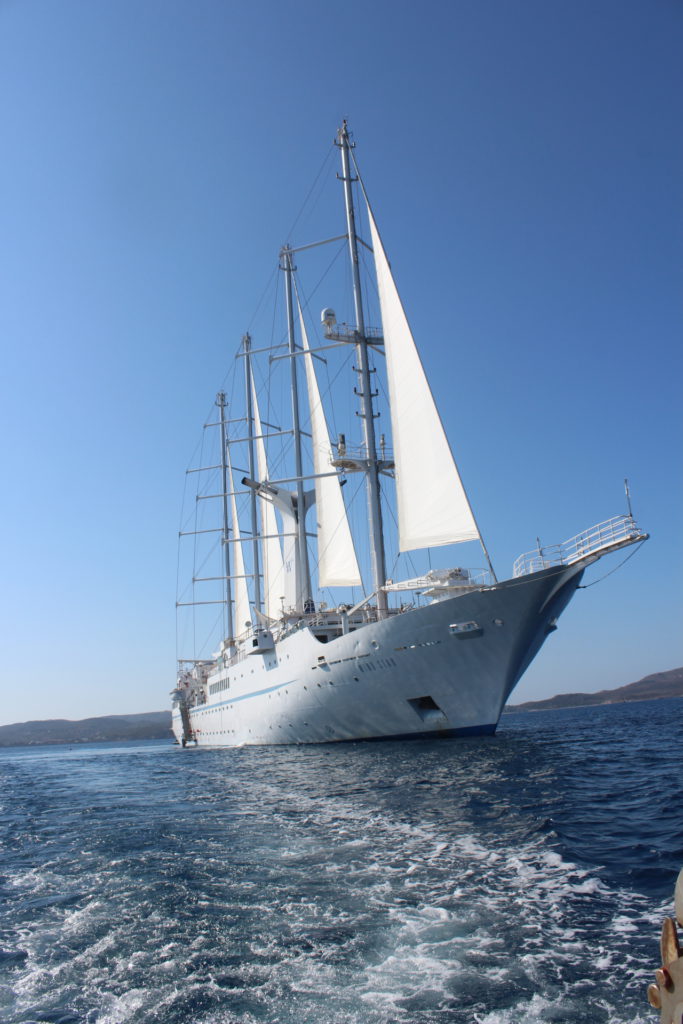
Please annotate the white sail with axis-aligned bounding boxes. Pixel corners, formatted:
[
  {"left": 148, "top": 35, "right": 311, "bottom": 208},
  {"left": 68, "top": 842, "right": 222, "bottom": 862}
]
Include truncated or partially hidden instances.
[
  {"left": 299, "top": 302, "right": 362, "bottom": 588},
  {"left": 367, "top": 206, "right": 480, "bottom": 551},
  {"left": 252, "top": 383, "right": 285, "bottom": 619},
  {"left": 226, "top": 449, "right": 250, "bottom": 637}
]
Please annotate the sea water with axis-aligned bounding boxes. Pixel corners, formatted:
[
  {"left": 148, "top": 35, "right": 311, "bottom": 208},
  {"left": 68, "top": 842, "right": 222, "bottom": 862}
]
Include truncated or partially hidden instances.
[{"left": 1, "top": 698, "right": 681, "bottom": 1024}]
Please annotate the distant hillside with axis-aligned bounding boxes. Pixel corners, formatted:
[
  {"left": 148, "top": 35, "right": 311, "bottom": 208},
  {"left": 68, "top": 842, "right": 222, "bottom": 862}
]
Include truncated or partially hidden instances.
[
  {"left": 3, "top": 669, "right": 681, "bottom": 744},
  {"left": 506, "top": 667, "right": 683, "bottom": 712},
  {"left": 0, "top": 711, "right": 173, "bottom": 747}
]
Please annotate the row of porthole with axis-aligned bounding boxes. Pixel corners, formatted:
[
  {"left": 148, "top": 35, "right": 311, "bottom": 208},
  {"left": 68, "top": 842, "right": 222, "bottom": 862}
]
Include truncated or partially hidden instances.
[
  {"left": 210, "top": 670, "right": 379, "bottom": 714},
  {"left": 357, "top": 656, "right": 398, "bottom": 672},
  {"left": 398, "top": 639, "right": 442, "bottom": 650},
  {"left": 313, "top": 652, "right": 371, "bottom": 669},
  {"left": 202, "top": 663, "right": 383, "bottom": 716}
]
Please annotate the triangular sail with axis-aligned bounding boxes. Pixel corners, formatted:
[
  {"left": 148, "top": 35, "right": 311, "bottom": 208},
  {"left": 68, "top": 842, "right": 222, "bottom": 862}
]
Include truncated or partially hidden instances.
[
  {"left": 299, "top": 302, "right": 362, "bottom": 588},
  {"left": 251, "top": 383, "right": 285, "bottom": 619},
  {"left": 226, "top": 449, "right": 250, "bottom": 637},
  {"left": 367, "top": 205, "right": 480, "bottom": 551}
]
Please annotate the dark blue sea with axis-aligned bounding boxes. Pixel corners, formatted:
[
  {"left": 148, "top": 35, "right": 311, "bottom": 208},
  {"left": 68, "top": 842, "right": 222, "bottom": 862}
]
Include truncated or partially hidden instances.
[{"left": 1, "top": 699, "right": 682, "bottom": 1024}]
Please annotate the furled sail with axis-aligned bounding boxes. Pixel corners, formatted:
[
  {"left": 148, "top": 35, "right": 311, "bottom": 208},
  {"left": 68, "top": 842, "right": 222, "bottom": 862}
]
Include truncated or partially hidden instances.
[
  {"left": 367, "top": 206, "right": 480, "bottom": 551},
  {"left": 251, "top": 383, "right": 285, "bottom": 619},
  {"left": 226, "top": 449, "right": 251, "bottom": 637},
  {"left": 298, "top": 301, "right": 362, "bottom": 588}
]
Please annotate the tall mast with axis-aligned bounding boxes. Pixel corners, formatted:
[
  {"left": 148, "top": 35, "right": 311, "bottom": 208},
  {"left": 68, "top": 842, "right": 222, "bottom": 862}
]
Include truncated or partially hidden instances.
[
  {"left": 216, "top": 392, "right": 234, "bottom": 640},
  {"left": 243, "top": 333, "right": 262, "bottom": 613},
  {"left": 337, "top": 121, "right": 388, "bottom": 614},
  {"left": 281, "top": 246, "right": 312, "bottom": 611}
]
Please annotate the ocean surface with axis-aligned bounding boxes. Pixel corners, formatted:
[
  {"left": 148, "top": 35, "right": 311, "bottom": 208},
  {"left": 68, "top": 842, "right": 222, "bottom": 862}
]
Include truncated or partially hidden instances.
[{"left": 1, "top": 699, "right": 682, "bottom": 1024}]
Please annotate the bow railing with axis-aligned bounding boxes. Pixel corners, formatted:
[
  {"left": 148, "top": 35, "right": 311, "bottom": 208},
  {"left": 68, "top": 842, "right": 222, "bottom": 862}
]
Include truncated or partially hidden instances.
[{"left": 513, "top": 515, "right": 647, "bottom": 578}]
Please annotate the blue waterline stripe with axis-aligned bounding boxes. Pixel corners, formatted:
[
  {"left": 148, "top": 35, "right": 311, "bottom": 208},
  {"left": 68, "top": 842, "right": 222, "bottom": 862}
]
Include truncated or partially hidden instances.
[{"left": 189, "top": 679, "right": 294, "bottom": 714}]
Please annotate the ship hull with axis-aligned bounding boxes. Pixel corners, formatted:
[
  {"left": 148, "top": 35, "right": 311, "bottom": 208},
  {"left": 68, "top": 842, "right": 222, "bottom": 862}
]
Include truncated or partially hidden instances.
[{"left": 172, "top": 563, "right": 583, "bottom": 747}]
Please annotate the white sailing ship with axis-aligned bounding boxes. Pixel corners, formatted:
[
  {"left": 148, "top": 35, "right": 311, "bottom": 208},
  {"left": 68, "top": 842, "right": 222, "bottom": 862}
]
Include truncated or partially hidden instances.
[{"left": 171, "top": 123, "right": 647, "bottom": 748}]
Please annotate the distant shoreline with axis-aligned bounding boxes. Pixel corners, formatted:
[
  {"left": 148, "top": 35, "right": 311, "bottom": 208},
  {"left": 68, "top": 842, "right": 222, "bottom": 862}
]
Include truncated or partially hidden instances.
[
  {"left": 504, "top": 667, "right": 683, "bottom": 713},
  {"left": 503, "top": 694, "right": 683, "bottom": 714},
  {"left": 1, "top": 668, "right": 681, "bottom": 746},
  {"left": 0, "top": 711, "right": 173, "bottom": 749}
]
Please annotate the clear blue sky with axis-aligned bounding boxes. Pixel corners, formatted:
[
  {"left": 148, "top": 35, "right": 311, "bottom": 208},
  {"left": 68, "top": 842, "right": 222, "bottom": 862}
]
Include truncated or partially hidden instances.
[{"left": 1, "top": 0, "right": 681, "bottom": 725}]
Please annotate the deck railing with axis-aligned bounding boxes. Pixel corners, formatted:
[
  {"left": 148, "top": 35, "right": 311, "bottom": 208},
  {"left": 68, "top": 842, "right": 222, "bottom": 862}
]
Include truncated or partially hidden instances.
[
  {"left": 513, "top": 514, "right": 646, "bottom": 578},
  {"left": 330, "top": 442, "right": 394, "bottom": 465}
]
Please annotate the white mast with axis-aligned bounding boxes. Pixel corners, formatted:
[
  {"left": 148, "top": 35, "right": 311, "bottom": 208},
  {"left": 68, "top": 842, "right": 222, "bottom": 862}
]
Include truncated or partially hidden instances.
[
  {"left": 243, "top": 334, "right": 262, "bottom": 612},
  {"left": 282, "top": 246, "right": 313, "bottom": 611},
  {"left": 337, "top": 121, "right": 388, "bottom": 613}
]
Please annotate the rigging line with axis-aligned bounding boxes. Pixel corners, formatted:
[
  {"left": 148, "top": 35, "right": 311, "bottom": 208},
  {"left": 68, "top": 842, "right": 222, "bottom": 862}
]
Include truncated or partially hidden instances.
[
  {"left": 198, "top": 607, "right": 225, "bottom": 661},
  {"left": 383, "top": 497, "right": 418, "bottom": 583},
  {"left": 269, "top": 259, "right": 282, "bottom": 350},
  {"left": 175, "top": 462, "right": 191, "bottom": 666},
  {"left": 293, "top": 269, "right": 355, "bottom": 439},
  {"left": 292, "top": 240, "right": 348, "bottom": 315},
  {"left": 193, "top": 422, "right": 209, "bottom": 655},
  {"left": 225, "top": 350, "right": 239, "bottom": 439},
  {"left": 267, "top": 241, "right": 349, "bottom": 363},
  {"left": 345, "top": 474, "right": 369, "bottom": 597},
  {"left": 178, "top": 415, "right": 219, "bottom": 528},
  {"left": 359, "top": 243, "right": 380, "bottom": 304},
  {"left": 252, "top": 357, "right": 293, "bottom": 485},
  {"left": 307, "top": 472, "right": 366, "bottom": 578},
  {"left": 265, "top": 271, "right": 284, "bottom": 474},
  {"left": 577, "top": 542, "right": 645, "bottom": 588},
  {"left": 301, "top": 264, "right": 358, "bottom": 435},
  {"left": 353, "top": 175, "right": 376, "bottom": 333},
  {"left": 246, "top": 262, "right": 279, "bottom": 335},
  {"left": 260, "top": 241, "right": 350, "bottom": 450},
  {"left": 307, "top": 474, "right": 366, "bottom": 585},
  {"left": 285, "top": 143, "right": 336, "bottom": 242},
  {"left": 219, "top": 262, "right": 284, "bottom": 376},
  {"left": 190, "top": 536, "right": 223, "bottom": 588},
  {"left": 487, "top": 561, "right": 600, "bottom": 594},
  {"left": 385, "top": 513, "right": 406, "bottom": 583},
  {"left": 255, "top": 285, "right": 298, "bottom": 483},
  {"left": 182, "top": 423, "right": 210, "bottom": 487}
]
